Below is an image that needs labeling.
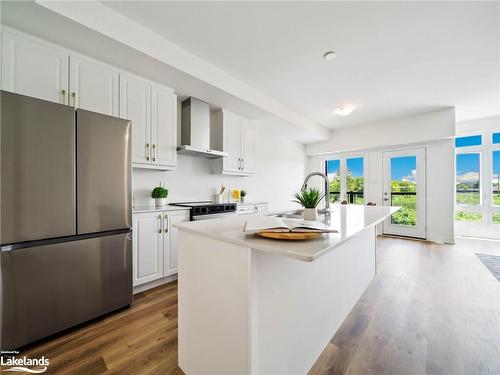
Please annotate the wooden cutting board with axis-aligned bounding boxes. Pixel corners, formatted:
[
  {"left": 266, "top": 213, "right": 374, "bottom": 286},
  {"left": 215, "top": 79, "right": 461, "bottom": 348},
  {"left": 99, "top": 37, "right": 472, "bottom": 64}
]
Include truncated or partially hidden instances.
[{"left": 256, "top": 231, "right": 322, "bottom": 240}]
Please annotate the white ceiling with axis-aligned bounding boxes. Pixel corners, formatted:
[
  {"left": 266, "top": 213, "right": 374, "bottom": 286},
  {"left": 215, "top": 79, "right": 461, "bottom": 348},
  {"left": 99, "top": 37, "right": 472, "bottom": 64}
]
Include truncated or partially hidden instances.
[{"left": 104, "top": 1, "right": 500, "bottom": 129}]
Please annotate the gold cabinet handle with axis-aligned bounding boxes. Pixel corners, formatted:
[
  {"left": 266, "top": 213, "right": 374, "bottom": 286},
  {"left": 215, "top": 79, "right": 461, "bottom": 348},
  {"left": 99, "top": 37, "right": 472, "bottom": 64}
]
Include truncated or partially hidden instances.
[
  {"left": 152, "top": 144, "right": 156, "bottom": 162},
  {"left": 146, "top": 143, "right": 150, "bottom": 161},
  {"left": 71, "top": 92, "right": 77, "bottom": 108},
  {"left": 158, "top": 215, "right": 162, "bottom": 233},
  {"left": 164, "top": 214, "right": 168, "bottom": 233},
  {"left": 61, "top": 89, "right": 66, "bottom": 105}
]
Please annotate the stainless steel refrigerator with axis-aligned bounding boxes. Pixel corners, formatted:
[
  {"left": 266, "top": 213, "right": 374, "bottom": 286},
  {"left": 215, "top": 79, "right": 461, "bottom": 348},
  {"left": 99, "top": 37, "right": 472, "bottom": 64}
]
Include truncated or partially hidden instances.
[{"left": 1, "top": 91, "right": 132, "bottom": 349}]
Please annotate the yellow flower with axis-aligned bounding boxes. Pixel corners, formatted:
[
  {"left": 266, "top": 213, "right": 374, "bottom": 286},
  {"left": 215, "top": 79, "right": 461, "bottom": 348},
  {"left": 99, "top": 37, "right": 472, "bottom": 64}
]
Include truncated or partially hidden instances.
[{"left": 231, "top": 189, "right": 241, "bottom": 200}]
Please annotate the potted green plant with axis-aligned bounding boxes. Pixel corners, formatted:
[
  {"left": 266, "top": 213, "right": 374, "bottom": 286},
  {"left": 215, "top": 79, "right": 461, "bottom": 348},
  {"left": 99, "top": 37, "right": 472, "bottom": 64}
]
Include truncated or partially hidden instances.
[
  {"left": 151, "top": 186, "right": 168, "bottom": 208},
  {"left": 240, "top": 190, "right": 247, "bottom": 203},
  {"left": 293, "top": 188, "right": 324, "bottom": 221}
]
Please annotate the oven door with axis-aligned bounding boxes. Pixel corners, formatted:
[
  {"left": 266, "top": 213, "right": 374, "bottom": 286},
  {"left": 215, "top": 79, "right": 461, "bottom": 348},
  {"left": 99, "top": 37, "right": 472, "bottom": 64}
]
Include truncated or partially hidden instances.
[{"left": 192, "top": 212, "right": 238, "bottom": 221}]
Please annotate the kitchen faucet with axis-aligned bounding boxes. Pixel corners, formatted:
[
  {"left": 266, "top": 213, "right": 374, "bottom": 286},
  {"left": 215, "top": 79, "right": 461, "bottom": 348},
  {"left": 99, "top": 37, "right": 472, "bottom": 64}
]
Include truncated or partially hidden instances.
[{"left": 301, "top": 172, "right": 330, "bottom": 213}]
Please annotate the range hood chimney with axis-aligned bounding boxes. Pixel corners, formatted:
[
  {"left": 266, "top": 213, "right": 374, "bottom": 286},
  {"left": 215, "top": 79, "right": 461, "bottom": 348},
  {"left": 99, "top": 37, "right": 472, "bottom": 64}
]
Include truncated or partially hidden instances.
[{"left": 177, "top": 97, "right": 227, "bottom": 158}]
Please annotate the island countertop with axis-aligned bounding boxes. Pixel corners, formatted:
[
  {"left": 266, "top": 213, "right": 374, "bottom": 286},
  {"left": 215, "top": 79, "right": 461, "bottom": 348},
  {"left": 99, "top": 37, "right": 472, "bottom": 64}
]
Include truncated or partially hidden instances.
[{"left": 174, "top": 204, "right": 399, "bottom": 262}]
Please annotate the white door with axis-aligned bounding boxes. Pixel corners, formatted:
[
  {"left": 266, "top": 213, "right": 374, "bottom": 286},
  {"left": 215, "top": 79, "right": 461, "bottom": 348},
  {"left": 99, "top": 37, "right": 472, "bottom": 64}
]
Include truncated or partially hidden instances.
[
  {"left": 119, "top": 73, "right": 151, "bottom": 165},
  {"left": 164, "top": 211, "right": 189, "bottom": 275},
  {"left": 151, "top": 85, "right": 177, "bottom": 168},
  {"left": 382, "top": 148, "right": 426, "bottom": 239},
  {"left": 69, "top": 55, "right": 119, "bottom": 116},
  {"left": 132, "top": 213, "right": 164, "bottom": 286},
  {"left": 223, "top": 111, "right": 242, "bottom": 173},
  {"left": 1, "top": 29, "right": 69, "bottom": 105},
  {"left": 240, "top": 118, "right": 256, "bottom": 174}
]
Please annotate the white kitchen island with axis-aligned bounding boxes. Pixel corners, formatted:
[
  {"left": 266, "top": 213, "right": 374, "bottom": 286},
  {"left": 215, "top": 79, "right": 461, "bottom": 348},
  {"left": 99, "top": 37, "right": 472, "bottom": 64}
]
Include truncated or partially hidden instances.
[{"left": 174, "top": 205, "right": 398, "bottom": 375}]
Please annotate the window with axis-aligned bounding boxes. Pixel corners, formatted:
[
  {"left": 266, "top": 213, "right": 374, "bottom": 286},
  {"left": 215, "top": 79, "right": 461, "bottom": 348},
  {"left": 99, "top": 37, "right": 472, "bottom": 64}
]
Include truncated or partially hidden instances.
[
  {"left": 456, "top": 153, "right": 480, "bottom": 205},
  {"left": 326, "top": 159, "right": 341, "bottom": 203},
  {"left": 346, "top": 157, "right": 364, "bottom": 204},
  {"left": 493, "top": 150, "right": 500, "bottom": 206},
  {"left": 493, "top": 132, "right": 500, "bottom": 144},
  {"left": 455, "top": 135, "right": 482, "bottom": 148},
  {"left": 325, "top": 156, "right": 365, "bottom": 204}
]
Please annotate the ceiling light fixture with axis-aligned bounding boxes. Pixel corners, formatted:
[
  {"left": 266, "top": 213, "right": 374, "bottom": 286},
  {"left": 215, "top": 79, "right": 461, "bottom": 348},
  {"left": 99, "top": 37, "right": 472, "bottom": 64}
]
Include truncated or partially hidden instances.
[
  {"left": 335, "top": 105, "right": 356, "bottom": 116},
  {"left": 323, "top": 51, "right": 337, "bottom": 60}
]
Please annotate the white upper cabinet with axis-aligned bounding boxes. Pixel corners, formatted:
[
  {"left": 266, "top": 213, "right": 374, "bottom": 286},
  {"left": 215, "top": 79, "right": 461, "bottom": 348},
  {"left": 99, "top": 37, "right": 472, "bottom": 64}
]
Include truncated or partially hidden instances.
[
  {"left": 1, "top": 29, "right": 68, "bottom": 105},
  {"left": 119, "top": 72, "right": 151, "bottom": 165},
  {"left": 120, "top": 73, "right": 177, "bottom": 170},
  {"left": 151, "top": 84, "right": 177, "bottom": 169},
  {"left": 69, "top": 55, "right": 119, "bottom": 116},
  {"left": 213, "top": 109, "right": 256, "bottom": 176}
]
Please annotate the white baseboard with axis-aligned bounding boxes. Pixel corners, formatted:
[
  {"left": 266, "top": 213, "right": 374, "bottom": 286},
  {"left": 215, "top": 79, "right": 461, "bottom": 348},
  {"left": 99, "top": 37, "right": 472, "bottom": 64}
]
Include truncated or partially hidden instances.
[{"left": 133, "top": 274, "right": 178, "bottom": 294}]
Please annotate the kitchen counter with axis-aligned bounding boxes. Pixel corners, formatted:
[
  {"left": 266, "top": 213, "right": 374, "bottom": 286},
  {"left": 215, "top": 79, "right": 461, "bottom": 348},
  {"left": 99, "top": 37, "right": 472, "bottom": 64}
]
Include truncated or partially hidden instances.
[
  {"left": 176, "top": 204, "right": 399, "bottom": 375},
  {"left": 174, "top": 204, "right": 398, "bottom": 262},
  {"left": 132, "top": 205, "right": 191, "bottom": 214}
]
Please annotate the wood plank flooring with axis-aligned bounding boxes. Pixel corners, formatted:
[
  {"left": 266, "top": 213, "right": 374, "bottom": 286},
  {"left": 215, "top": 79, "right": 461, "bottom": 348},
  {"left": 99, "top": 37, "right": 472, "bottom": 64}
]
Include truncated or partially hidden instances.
[{"left": 5, "top": 236, "right": 500, "bottom": 375}]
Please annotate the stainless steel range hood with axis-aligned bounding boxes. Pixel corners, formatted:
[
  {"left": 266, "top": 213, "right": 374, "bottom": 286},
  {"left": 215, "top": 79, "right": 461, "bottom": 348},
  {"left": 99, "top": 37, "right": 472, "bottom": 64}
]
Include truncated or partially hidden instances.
[{"left": 177, "top": 97, "right": 227, "bottom": 158}]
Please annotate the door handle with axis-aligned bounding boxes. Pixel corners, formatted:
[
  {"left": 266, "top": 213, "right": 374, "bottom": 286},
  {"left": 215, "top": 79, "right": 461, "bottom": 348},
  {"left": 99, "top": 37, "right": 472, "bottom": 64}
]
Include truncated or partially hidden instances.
[
  {"left": 164, "top": 214, "right": 168, "bottom": 233},
  {"left": 146, "top": 143, "right": 150, "bottom": 161},
  {"left": 383, "top": 198, "right": 389, "bottom": 202},
  {"left": 158, "top": 215, "right": 162, "bottom": 233}
]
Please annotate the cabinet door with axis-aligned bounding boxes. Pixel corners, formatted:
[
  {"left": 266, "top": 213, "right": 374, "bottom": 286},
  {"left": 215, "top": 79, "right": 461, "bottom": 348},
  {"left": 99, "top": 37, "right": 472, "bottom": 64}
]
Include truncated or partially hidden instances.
[
  {"left": 132, "top": 213, "right": 164, "bottom": 286},
  {"left": 241, "top": 118, "right": 256, "bottom": 174},
  {"left": 164, "top": 211, "right": 189, "bottom": 275},
  {"left": 119, "top": 73, "right": 151, "bottom": 165},
  {"left": 1, "top": 29, "right": 68, "bottom": 105},
  {"left": 151, "top": 85, "right": 177, "bottom": 168},
  {"left": 223, "top": 111, "right": 242, "bottom": 173},
  {"left": 69, "top": 55, "right": 119, "bottom": 116}
]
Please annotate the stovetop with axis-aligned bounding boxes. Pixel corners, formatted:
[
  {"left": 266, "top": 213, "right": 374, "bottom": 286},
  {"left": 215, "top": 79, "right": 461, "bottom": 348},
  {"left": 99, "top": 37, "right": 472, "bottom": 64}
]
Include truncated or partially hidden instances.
[{"left": 170, "top": 201, "right": 237, "bottom": 218}]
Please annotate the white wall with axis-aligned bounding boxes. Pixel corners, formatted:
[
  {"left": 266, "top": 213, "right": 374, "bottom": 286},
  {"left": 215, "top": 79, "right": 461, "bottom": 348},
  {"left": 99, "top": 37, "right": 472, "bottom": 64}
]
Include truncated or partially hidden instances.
[
  {"left": 133, "top": 122, "right": 306, "bottom": 212},
  {"left": 306, "top": 108, "right": 455, "bottom": 155},
  {"left": 307, "top": 110, "right": 456, "bottom": 243},
  {"left": 456, "top": 115, "right": 500, "bottom": 134}
]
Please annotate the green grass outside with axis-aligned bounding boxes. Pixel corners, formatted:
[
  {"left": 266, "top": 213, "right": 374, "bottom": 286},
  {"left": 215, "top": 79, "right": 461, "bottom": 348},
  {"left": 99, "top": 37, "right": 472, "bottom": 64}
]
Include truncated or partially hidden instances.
[
  {"left": 494, "top": 194, "right": 500, "bottom": 205},
  {"left": 493, "top": 213, "right": 500, "bottom": 224},
  {"left": 455, "top": 211, "right": 482, "bottom": 223},
  {"left": 391, "top": 195, "right": 416, "bottom": 226},
  {"left": 456, "top": 192, "right": 480, "bottom": 204}
]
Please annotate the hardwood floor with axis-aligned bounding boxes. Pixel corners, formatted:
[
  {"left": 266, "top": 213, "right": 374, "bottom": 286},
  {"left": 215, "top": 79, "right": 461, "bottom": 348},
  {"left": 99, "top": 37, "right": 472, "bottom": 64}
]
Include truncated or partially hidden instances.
[{"left": 7, "top": 237, "right": 500, "bottom": 375}]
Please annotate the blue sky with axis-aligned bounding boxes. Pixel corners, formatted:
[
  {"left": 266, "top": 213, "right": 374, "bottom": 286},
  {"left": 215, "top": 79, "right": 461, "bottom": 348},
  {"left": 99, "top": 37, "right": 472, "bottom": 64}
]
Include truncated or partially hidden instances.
[
  {"left": 326, "top": 157, "right": 363, "bottom": 177},
  {"left": 456, "top": 153, "right": 480, "bottom": 176},
  {"left": 494, "top": 150, "right": 500, "bottom": 177},
  {"left": 391, "top": 156, "right": 416, "bottom": 181}
]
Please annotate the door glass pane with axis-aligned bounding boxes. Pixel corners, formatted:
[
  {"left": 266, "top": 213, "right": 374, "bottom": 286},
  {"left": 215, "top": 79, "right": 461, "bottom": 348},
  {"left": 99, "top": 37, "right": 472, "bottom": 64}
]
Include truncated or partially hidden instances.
[
  {"left": 390, "top": 156, "right": 417, "bottom": 226},
  {"left": 326, "top": 159, "right": 341, "bottom": 202},
  {"left": 346, "top": 157, "right": 364, "bottom": 204},
  {"left": 455, "top": 135, "right": 482, "bottom": 147},
  {"left": 493, "top": 151, "right": 500, "bottom": 206},
  {"left": 456, "top": 153, "right": 480, "bottom": 204}
]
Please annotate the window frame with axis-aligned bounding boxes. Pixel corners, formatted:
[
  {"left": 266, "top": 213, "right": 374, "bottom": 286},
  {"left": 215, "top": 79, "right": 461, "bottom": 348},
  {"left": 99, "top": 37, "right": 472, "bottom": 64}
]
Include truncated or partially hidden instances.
[{"left": 324, "top": 153, "right": 367, "bottom": 204}]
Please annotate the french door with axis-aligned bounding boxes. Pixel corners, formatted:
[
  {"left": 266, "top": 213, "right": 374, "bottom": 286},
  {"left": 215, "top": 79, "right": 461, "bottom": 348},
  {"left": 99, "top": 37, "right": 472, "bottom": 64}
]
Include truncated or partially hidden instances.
[{"left": 383, "top": 148, "right": 426, "bottom": 239}]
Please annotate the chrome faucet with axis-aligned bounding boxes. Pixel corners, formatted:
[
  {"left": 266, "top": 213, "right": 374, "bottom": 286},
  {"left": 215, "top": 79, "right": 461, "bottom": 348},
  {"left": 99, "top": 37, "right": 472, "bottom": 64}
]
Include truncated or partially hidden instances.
[{"left": 301, "top": 172, "right": 330, "bottom": 213}]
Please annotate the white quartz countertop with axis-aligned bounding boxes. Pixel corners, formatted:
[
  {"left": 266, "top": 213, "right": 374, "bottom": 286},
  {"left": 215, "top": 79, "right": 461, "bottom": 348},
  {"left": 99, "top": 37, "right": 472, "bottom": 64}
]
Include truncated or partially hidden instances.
[
  {"left": 174, "top": 204, "right": 400, "bottom": 262},
  {"left": 133, "top": 205, "right": 191, "bottom": 214}
]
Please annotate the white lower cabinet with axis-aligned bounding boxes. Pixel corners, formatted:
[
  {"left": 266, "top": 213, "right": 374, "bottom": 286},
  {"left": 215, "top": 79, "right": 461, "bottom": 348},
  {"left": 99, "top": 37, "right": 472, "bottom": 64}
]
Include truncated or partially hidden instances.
[{"left": 133, "top": 210, "right": 189, "bottom": 287}]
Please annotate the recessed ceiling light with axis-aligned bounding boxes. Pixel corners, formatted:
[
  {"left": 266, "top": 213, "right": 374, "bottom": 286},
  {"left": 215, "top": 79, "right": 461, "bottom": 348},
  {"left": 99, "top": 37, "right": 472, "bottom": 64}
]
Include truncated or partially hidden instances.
[
  {"left": 335, "top": 105, "right": 356, "bottom": 116},
  {"left": 323, "top": 51, "right": 336, "bottom": 60}
]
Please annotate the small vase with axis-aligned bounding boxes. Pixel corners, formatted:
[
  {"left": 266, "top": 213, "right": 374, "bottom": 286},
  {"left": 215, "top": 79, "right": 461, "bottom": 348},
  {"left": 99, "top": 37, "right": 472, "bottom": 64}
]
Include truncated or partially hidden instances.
[
  {"left": 214, "top": 194, "right": 223, "bottom": 204},
  {"left": 155, "top": 198, "right": 166, "bottom": 208},
  {"left": 303, "top": 208, "right": 318, "bottom": 221}
]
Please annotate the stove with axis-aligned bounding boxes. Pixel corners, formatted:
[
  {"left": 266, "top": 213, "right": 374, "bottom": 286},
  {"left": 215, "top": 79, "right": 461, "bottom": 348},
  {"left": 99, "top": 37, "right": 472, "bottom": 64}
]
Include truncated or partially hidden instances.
[{"left": 170, "top": 201, "right": 237, "bottom": 221}]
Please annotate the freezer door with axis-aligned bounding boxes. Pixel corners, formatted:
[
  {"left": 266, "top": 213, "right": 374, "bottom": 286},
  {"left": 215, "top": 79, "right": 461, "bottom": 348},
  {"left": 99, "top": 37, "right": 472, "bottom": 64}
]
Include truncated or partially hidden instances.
[
  {"left": 77, "top": 109, "right": 131, "bottom": 234},
  {"left": 1, "top": 91, "right": 76, "bottom": 244},
  {"left": 1, "top": 232, "right": 132, "bottom": 349}
]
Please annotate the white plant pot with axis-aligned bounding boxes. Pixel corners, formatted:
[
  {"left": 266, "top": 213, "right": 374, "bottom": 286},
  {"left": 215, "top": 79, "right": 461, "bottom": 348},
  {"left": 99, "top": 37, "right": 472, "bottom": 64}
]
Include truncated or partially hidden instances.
[
  {"left": 303, "top": 208, "right": 318, "bottom": 221},
  {"left": 240, "top": 197, "right": 246, "bottom": 203},
  {"left": 214, "top": 194, "right": 223, "bottom": 204},
  {"left": 155, "top": 198, "right": 166, "bottom": 208}
]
